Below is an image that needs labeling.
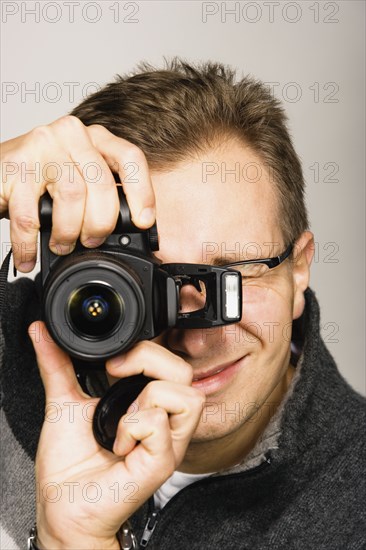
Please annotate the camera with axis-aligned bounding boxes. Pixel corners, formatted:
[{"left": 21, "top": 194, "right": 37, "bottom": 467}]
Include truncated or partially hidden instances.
[
  {"left": 39, "top": 186, "right": 242, "bottom": 368},
  {"left": 38, "top": 184, "right": 243, "bottom": 450}
]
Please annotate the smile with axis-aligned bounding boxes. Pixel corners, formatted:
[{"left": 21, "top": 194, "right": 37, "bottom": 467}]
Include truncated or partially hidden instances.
[{"left": 192, "top": 356, "right": 248, "bottom": 395}]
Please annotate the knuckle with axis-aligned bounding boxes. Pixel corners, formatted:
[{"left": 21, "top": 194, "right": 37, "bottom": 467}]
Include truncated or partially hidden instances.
[
  {"left": 186, "top": 387, "right": 205, "bottom": 410},
  {"left": 29, "top": 125, "right": 53, "bottom": 144},
  {"left": 143, "top": 380, "right": 159, "bottom": 401},
  {"left": 123, "top": 143, "right": 146, "bottom": 164},
  {"left": 53, "top": 115, "right": 84, "bottom": 132},
  {"left": 14, "top": 214, "right": 40, "bottom": 233},
  {"left": 131, "top": 340, "right": 153, "bottom": 360},
  {"left": 177, "top": 358, "right": 193, "bottom": 381},
  {"left": 88, "top": 123, "right": 109, "bottom": 137},
  {"left": 151, "top": 407, "right": 168, "bottom": 426},
  {"left": 119, "top": 410, "right": 136, "bottom": 430},
  {"left": 54, "top": 183, "right": 85, "bottom": 202},
  {"left": 140, "top": 340, "right": 155, "bottom": 350}
]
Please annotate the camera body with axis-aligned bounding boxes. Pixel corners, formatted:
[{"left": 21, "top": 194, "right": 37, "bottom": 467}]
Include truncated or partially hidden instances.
[{"left": 39, "top": 187, "right": 242, "bottom": 368}]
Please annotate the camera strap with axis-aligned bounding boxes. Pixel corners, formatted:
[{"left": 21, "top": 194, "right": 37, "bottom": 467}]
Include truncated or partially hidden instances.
[{"left": 0, "top": 248, "right": 14, "bottom": 322}]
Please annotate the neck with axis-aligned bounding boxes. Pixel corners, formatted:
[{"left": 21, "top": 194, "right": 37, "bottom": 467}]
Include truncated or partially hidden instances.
[{"left": 178, "top": 363, "right": 296, "bottom": 474}]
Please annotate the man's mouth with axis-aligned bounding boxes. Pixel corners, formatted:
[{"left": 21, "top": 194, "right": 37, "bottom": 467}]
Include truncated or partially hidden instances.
[
  {"left": 191, "top": 355, "right": 248, "bottom": 395},
  {"left": 192, "top": 359, "right": 243, "bottom": 381}
]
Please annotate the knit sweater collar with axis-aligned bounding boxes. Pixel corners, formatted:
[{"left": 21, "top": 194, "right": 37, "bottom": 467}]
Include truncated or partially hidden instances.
[{"left": 252, "top": 285, "right": 341, "bottom": 468}]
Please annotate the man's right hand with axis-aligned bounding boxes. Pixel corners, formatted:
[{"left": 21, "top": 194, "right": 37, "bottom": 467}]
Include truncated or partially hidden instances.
[
  {"left": 0, "top": 115, "right": 156, "bottom": 271},
  {"left": 2, "top": 117, "right": 206, "bottom": 548},
  {"left": 29, "top": 322, "right": 205, "bottom": 549}
]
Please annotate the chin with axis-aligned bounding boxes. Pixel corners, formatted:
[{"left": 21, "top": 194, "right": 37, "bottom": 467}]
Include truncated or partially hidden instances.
[{"left": 190, "top": 406, "right": 247, "bottom": 443}]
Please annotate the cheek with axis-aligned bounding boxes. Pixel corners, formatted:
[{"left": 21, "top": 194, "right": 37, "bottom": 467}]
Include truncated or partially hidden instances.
[{"left": 240, "top": 276, "right": 294, "bottom": 348}]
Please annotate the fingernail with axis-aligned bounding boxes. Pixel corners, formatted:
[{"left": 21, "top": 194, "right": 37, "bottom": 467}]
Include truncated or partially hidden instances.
[
  {"left": 83, "top": 237, "right": 104, "bottom": 248},
  {"left": 18, "top": 261, "right": 34, "bottom": 272},
  {"left": 139, "top": 207, "right": 155, "bottom": 227},
  {"left": 50, "top": 243, "right": 76, "bottom": 255}
]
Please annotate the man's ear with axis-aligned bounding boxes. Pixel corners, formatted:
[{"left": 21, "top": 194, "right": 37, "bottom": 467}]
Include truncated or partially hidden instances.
[{"left": 291, "top": 231, "right": 315, "bottom": 320}]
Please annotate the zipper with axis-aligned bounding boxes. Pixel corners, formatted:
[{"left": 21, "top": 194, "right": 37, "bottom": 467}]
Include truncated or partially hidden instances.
[
  {"left": 140, "top": 500, "right": 160, "bottom": 547},
  {"left": 136, "top": 451, "right": 272, "bottom": 548}
]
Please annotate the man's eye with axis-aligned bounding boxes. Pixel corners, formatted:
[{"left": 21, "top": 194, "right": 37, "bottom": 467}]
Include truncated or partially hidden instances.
[{"left": 236, "top": 263, "right": 269, "bottom": 278}]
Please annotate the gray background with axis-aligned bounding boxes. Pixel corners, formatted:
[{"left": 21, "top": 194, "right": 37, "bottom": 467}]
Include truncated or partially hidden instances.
[{"left": 1, "top": 1, "right": 365, "bottom": 395}]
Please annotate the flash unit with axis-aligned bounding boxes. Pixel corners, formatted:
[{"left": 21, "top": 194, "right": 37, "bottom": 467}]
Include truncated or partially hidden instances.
[{"left": 222, "top": 272, "right": 241, "bottom": 321}]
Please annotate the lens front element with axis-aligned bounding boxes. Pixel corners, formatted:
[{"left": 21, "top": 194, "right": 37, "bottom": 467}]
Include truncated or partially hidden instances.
[{"left": 67, "top": 283, "right": 124, "bottom": 339}]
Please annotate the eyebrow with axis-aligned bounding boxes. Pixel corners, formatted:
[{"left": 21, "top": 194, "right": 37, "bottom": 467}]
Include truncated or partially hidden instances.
[
  {"left": 207, "top": 253, "right": 275, "bottom": 266},
  {"left": 206, "top": 256, "right": 264, "bottom": 267},
  {"left": 207, "top": 257, "right": 235, "bottom": 267}
]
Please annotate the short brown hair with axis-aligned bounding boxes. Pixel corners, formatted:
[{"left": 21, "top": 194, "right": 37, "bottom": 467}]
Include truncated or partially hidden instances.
[{"left": 70, "top": 58, "right": 309, "bottom": 246}]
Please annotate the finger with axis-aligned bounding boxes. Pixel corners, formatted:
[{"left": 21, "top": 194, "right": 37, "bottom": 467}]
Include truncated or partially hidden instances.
[
  {"left": 111, "top": 407, "right": 176, "bottom": 487},
  {"left": 100, "top": 408, "right": 176, "bottom": 522},
  {"left": 79, "top": 170, "right": 120, "bottom": 248},
  {"left": 88, "top": 124, "right": 156, "bottom": 229},
  {"left": 47, "top": 156, "right": 86, "bottom": 255},
  {"left": 28, "top": 321, "right": 88, "bottom": 402},
  {"left": 49, "top": 116, "right": 120, "bottom": 248},
  {"left": 7, "top": 181, "right": 39, "bottom": 271},
  {"left": 127, "top": 380, "right": 205, "bottom": 460},
  {"left": 106, "top": 340, "right": 193, "bottom": 386}
]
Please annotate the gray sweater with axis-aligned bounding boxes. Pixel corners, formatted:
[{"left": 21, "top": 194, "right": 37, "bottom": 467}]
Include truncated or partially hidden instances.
[{"left": 1, "top": 275, "right": 365, "bottom": 549}]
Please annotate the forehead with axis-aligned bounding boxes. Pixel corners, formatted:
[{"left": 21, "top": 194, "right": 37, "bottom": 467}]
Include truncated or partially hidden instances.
[{"left": 150, "top": 139, "right": 283, "bottom": 264}]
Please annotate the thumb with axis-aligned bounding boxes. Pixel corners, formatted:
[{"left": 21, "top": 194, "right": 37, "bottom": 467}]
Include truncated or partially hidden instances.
[{"left": 28, "top": 321, "right": 87, "bottom": 402}]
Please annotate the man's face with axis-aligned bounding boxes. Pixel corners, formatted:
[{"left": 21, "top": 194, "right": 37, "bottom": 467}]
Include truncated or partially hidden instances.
[{"left": 149, "top": 138, "right": 306, "bottom": 446}]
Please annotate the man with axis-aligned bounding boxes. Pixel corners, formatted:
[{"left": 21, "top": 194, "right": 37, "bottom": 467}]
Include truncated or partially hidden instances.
[{"left": 1, "top": 59, "right": 365, "bottom": 550}]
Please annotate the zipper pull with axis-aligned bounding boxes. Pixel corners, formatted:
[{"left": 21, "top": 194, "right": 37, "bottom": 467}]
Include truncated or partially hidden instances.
[
  {"left": 140, "top": 510, "right": 159, "bottom": 547},
  {"left": 117, "top": 519, "right": 138, "bottom": 549}
]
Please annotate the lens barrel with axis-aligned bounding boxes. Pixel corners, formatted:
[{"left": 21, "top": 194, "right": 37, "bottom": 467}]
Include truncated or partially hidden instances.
[{"left": 43, "top": 252, "right": 146, "bottom": 362}]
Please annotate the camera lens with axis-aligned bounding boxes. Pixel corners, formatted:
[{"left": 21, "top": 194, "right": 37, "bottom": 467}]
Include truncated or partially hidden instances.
[
  {"left": 67, "top": 283, "right": 124, "bottom": 339},
  {"left": 44, "top": 254, "right": 146, "bottom": 361}
]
